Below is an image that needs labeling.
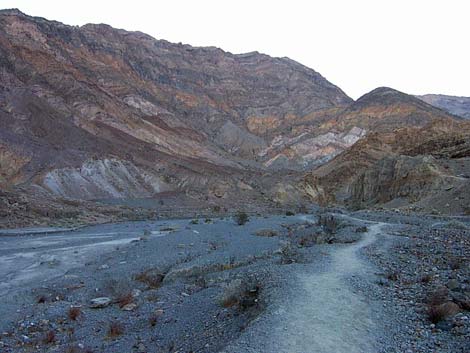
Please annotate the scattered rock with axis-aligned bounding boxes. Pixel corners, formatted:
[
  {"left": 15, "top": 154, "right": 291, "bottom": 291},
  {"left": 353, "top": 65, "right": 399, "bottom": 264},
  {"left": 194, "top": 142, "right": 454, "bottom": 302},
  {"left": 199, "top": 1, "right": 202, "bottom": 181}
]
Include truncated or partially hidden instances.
[
  {"left": 90, "top": 297, "right": 112, "bottom": 308},
  {"left": 121, "top": 303, "right": 137, "bottom": 311}
]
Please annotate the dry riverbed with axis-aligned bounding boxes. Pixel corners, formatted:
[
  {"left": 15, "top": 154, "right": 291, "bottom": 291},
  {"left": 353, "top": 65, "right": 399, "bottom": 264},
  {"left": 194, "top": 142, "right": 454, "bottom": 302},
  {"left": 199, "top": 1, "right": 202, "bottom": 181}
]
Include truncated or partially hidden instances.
[{"left": 0, "top": 210, "right": 469, "bottom": 353}]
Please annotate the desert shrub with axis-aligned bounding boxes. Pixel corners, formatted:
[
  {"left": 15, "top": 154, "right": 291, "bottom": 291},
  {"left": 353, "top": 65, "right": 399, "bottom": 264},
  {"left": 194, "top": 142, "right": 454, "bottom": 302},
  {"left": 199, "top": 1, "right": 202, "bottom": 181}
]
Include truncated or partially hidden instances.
[
  {"left": 386, "top": 271, "right": 400, "bottom": 281},
  {"left": 286, "top": 211, "right": 295, "bottom": 216},
  {"left": 193, "top": 275, "right": 208, "bottom": 289},
  {"left": 134, "top": 269, "right": 166, "bottom": 289},
  {"left": 204, "top": 218, "right": 212, "bottom": 223},
  {"left": 419, "top": 274, "right": 433, "bottom": 284},
  {"left": 107, "top": 321, "right": 124, "bottom": 338},
  {"left": 160, "top": 226, "right": 177, "bottom": 232},
  {"left": 220, "top": 277, "right": 260, "bottom": 310},
  {"left": 60, "top": 198, "right": 82, "bottom": 207},
  {"left": 444, "top": 220, "right": 468, "bottom": 230},
  {"left": 427, "top": 302, "right": 460, "bottom": 324},
  {"left": 208, "top": 241, "right": 220, "bottom": 251},
  {"left": 448, "top": 257, "right": 463, "bottom": 270},
  {"left": 279, "top": 242, "right": 299, "bottom": 264},
  {"left": 43, "top": 330, "right": 56, "bottom": 344},
  {"left": 425, "top": 287, "right": 448, "bottom": 306},
  {"left": 104, "top": 278, "right": 133, "bottom": 299},
  {"left": 234, "top": 211, "right": 249, "bottom": 225},
  {"left": 116, "top": 292, "right": 134, "bottom": 308},
  {"left": 190, "top": 219, "right": 199, "bottom": 224},
  {"left": 254, "top": 229, "right": 279, "bottom": 237},
  {"left": 149, "top": 315, "right": 158, "bottom": 327},
  {"left": 317, "top": 214, "right": 342, "bottom": 234},
  {"left": 68, "top": 307, "right": 81, "bottom": 321}
]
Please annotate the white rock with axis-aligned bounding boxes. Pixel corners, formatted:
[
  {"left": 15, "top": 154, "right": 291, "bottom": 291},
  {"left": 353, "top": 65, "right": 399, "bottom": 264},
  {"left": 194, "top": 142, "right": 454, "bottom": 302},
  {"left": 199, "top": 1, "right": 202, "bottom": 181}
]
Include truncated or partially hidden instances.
[
  {"left": 90, "top": 297, "right": 112, "bottom": 308},
  {"left": 122, "top": 303, "right": 137, "bottom": 311}
]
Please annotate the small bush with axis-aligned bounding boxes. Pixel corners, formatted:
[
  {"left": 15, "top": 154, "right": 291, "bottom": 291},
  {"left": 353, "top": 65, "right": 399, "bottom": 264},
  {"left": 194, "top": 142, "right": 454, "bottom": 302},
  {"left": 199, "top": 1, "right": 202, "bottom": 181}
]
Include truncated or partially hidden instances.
[
  {"left": 254, "top": 229, "right": 279, "bottom": 237},
  {"left": 386, "top": 271, "right": 400, "bottom": 281},
  {"left": 449, "top": 257, "right": 463, "bottom": 270},
  {"left": 68, "top": 307, "right": 81, "bottom": 321},
  {"left": 285, "top": 211, "right": 295, "bottom": 216},
  {"left": 193, "top": 276, "right": 208, "bottom": 289},
  {"left": 220, "top": 278, "right": 260, "bottom": 310},
  {"left": 427, "top": 302, "right": 460, "bottom": 324},
  {"left": 149, "top": 315, "right": 158, "bottom": 327},
  {"left": 234, "top": 211, "right": 249, "bottom": 226},
  {"left": 208, "top": 241, "right": 220, "bottom": 251},
  {"left": 279, "top": 242, "right": 299, "bottom": 264},
  {"left": 317, "top": 214, "right": 341, "bottom": 234},
  {"left": 116, "top": 292, "right": 133, "bottom": 308},
  {"left": 444, "top": 220, "right": 468, "bottom": 230},
  {"left": 107, "top": 321, "right": 124, "bottom": 338},
  {"left": 419, "top": 274, "right": 433, "bottom": 284},
  {"left": 134, "top": 269, "right": 166, "bottom": 289},
  {"left": 425, "top": 287, "right": 448, "bottom": 306},
  {"left": 190, "top": 219, "right": 199, "bottom": 225},
  {"left": 43, "top": 330, "right": 56, "bottom": 344}
]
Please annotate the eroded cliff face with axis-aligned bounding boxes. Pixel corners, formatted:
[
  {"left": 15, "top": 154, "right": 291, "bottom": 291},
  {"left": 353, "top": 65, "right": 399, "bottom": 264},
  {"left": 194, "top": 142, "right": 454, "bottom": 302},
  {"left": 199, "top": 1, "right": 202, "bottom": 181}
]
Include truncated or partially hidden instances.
[
  {"left": 302, "top": 120, "right": 470, "bottom": 214},
  {"left": 41, "top": 159, "right": 172, "bottom": 200},
  {"left": 348, "top": 155, "right": 444, "bottom": 207},
  {"left": 261, "top": 127, "right": 366, "bottom": 170}
]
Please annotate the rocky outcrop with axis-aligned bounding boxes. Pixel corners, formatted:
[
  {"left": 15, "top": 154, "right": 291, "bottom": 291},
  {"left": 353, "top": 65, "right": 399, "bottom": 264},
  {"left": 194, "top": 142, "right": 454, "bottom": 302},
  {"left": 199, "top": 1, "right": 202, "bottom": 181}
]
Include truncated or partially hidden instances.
[
  {"left": 215, "top": 121, "right": 267, "bottom": 158},
  {"left": 348, "top": 155, "right": 444, "bottom": 208},
  {"left": 302, "top": 120, "right": 470, "bottom": 214},
  {"left": 261, "top": 127, "right": 366, "bottom": 170},
  {"left": 417, "top": 94, "right": 470, "bottom": 119},
  {"left": 42, "top": 158, "right": 172, "bottom": 200}
]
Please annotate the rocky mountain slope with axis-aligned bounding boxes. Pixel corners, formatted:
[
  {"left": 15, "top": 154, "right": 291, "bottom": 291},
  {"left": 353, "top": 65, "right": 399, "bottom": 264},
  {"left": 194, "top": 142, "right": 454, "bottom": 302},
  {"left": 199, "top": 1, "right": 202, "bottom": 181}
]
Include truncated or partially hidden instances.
[
  {"left": 303, "top": 117, "right": 470, "bottom": 214},
  {"left": 417, "top": 94, "right": 470, "bottom": 119},
  {"left": 0, "top": 9, "right": 468, "bottom": 226},
  {"left": 0, "top": 8, "right": 354, "bottom": 213}
]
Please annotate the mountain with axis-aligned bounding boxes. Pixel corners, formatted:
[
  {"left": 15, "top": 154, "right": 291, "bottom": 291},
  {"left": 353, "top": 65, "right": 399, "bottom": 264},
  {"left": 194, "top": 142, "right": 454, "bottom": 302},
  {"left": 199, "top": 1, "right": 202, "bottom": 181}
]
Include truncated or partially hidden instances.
[
  {"left": 0, "top": 8, "right": 352, "bottom": 218},
  {"left": 417, "top": 94, "right": 470, "bottom": 119},
  {"left": 0, "top": 9, "right": 467, "bottom": 226}
]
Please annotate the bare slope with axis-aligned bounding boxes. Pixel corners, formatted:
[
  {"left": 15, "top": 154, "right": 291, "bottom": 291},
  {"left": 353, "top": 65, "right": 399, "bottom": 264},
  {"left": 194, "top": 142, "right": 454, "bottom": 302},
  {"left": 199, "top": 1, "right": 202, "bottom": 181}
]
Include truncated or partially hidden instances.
[{"left": 417, "top": 94, "right": 470, "bottom": 119}]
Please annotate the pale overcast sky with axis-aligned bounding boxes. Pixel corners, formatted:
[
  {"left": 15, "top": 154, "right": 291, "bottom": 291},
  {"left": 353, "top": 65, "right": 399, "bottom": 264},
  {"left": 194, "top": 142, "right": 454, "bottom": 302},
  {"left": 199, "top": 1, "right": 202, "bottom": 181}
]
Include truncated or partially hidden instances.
[{"left": 1, "top": 0, "right": 469, "bottom": 99}]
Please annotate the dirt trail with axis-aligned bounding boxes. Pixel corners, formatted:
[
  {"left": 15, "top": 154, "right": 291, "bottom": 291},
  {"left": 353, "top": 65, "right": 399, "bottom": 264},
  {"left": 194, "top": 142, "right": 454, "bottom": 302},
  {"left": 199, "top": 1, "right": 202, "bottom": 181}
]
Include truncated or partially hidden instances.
[{"left": 225, "top": 222, "right": 385, "bottom": 353}]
